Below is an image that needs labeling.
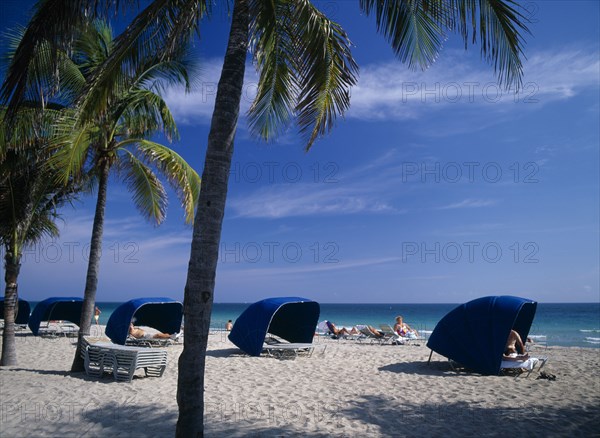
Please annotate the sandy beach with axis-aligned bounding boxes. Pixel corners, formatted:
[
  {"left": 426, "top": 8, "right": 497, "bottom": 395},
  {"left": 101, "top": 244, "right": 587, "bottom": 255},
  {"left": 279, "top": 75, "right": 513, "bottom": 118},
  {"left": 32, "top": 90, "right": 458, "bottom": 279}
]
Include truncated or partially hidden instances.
[{"left": 1, "top": 329, "right": 599, "bottom": 437}]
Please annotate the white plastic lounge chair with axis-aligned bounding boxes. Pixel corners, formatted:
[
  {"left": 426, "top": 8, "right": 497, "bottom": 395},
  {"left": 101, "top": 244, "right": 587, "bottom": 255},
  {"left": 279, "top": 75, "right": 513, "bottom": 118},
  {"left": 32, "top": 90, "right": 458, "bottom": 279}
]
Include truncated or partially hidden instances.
[
  {"left": 38, "top": 321, "right": 79, "bottom": 337},
  {"left": 501, "top": 356, "right": 547, "bottom": 378},
  {"left": 263, "top": 342, "right": 316, "bottom": 359},
  {"left": 379, "top": 324, "right": 408, "bottom": 345},
  {"left": 126, "top": 331, "right": 181, "bottom": 348},
  {"left": 84, "top": 342, "right": 168, "bottom": 382},
  {"left": 358, "top": 326, "right": 391, "bottom": 344}
]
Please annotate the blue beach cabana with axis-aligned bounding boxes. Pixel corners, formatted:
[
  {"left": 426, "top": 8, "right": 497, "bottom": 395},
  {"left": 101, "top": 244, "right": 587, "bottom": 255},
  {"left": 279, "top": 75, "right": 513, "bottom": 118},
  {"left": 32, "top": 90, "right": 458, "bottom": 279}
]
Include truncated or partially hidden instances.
[
  {"left": 228, "top": 297, "right": 320, "bottom": 356},
  {"left": 106, "top": 297, "right": 183, "bottom": 345},
  {"left": 28, "top": 297, "right": 83, "bottom": 335},
  {"left": 0, "top": 298, "right": 31, "bottom": 325},
  {"left": 427, "top": 295, "right": 537, "bottom": 375}
]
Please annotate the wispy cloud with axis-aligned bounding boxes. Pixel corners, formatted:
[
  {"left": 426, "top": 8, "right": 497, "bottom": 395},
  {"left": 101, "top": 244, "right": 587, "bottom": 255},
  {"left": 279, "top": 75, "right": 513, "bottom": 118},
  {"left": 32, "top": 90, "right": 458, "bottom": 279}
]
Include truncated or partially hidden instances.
[
  {"left": 436, "top": 198, "right": 498, "bottom": 210},
  {"left": 164, "top": 49, "right": 599, "bottom": 128},
  {"left": 347, "top": 48, "right": 600, "bottom": 121},
  {"left": 219, "top": 256, "right": 401, "bottom": 276},
  {"left": 228, "top": 151, "right": 412, "bottom": 219}
]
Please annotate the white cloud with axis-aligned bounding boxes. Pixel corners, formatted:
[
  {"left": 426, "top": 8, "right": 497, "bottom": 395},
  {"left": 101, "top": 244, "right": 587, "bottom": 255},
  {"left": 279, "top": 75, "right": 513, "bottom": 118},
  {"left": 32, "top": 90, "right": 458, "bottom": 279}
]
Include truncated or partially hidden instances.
[
  {"left": 227, "top": 152, "right": 411, "bottom": 219},
  {"left": 164, "top": 49, "right": 599, "bottom": 127},
  {"left": 347, "top": 48, "right": 600, "bottom": 121},
  {"left": 219, "top": 256, "right": 402, "bottom": 276},
  {"left": 436, "top": 198, "right": 498, "bottom": 210}
]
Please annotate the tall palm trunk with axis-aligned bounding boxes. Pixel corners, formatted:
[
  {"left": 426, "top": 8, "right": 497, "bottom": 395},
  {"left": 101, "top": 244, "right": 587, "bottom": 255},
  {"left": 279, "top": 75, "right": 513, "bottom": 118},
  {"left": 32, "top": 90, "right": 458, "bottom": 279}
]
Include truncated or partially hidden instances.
[
  {"left": 176, "top": 0, "right": 248, "bottom": 436},
  {"left": 71, "top": 158, "right": 110, "bottom": 372},
  {"left": 1, "top": 247, "right": 21, "bottom": 366}
]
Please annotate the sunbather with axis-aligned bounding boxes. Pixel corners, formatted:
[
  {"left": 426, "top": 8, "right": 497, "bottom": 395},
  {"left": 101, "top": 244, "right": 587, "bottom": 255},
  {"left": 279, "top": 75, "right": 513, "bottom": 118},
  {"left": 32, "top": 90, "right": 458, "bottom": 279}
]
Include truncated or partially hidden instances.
[
  {"left": 129, "top": 323, "right": 177, "bottom": 340},
  {"left": 502, "top": 352, "right": 530, "bottom": 361},
  {"left": 505, "top": 329, "right": 526, "bottom": 355},
  {"left": 394, "top": 316, "right": 419, "bottom": 338},
  {"left": 326, "top": 321, "right": 359, "bottom": 337},
  {"left": 364, "top": 325, "right": 385, "bottom": 338}
]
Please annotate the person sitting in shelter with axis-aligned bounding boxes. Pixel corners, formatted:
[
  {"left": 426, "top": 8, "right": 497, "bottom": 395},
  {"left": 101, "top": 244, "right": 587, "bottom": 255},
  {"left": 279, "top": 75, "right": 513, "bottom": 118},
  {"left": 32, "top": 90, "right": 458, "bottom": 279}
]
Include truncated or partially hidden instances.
[
  {"left": 503, "top": 329, "right": 529, "bottom": 360},
  {"left": 394, "top": 316, "right": 419, "bottom": 339},
  {"left": 129, "top": 323, "right": 177, "bottom": 340}
]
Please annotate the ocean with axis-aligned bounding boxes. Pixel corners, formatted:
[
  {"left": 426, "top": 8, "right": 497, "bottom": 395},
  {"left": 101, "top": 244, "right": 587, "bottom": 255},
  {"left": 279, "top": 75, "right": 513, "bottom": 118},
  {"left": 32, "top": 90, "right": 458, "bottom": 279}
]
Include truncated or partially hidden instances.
[{"left": 82, "top": 301, "right": 600, "bottom": 348}]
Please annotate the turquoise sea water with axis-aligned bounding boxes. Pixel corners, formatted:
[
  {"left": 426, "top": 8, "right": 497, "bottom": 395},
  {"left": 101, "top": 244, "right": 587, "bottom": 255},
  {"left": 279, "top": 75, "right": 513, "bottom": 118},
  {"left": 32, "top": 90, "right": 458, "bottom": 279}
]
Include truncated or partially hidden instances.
[{"left": 81, "top": 301, "right": 600, "bottom": 348}]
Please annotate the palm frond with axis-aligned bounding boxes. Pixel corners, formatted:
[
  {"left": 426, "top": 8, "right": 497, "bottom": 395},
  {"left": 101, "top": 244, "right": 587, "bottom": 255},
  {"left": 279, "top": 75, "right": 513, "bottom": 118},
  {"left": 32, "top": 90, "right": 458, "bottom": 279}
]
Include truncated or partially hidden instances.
[
  {"left": 0, "top": 0, "right": 95, "bottom": 113},
  {"left": 112, "top": 88, "right": 179, "bottom": 142},
  {"left": 247, "top": 0, "right": 297, "bottom": 142},
  {"left": 122, "top": 139, "right": 200, "bottom": 224},
  {"left": 248, "top": 0, "right": 358, "bottom": 150},
  {"left": 48, "top": 113, "right": 95, "bottom": 185},
  {"left": 120, "top": 150, "right": 168, "bottom": 225},
  {"left": 359, "top": 0, "right": 448, "bottom": 70},
  {"left": 290, "top": 0, "right": 359, "bottom": 150},
  {"left": 77, "top": 0, "right": 206, "bottom": 123},
  {"left": 360, "top": 0, "right": 529, "bottom": 89}
]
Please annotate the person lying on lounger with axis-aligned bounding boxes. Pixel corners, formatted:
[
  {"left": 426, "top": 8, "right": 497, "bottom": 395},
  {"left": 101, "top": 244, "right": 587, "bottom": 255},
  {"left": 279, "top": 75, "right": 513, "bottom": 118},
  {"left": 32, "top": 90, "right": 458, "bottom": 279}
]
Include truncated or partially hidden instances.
[
  {"left": 327, "top": 321, "right": 359, "bottom": 337},
  {"left": 364, "top": 325, "right": 388, "bottom": 338},
  {"left": 129, "top": 323, "right": 177, "bottom": 340}
]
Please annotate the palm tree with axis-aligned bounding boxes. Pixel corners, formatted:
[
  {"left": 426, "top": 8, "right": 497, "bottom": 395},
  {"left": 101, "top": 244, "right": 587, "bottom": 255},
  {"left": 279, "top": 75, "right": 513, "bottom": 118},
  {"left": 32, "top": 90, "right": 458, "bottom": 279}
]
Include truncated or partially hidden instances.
[
  {"left": 0, "top": 107, "right": 79, "bottom": 366},
  {"left": 2, "top": 1, "right": 529, "bottom": 435},
  {"left": 49, "top": 22, "right": 201, "bottom": 371}
]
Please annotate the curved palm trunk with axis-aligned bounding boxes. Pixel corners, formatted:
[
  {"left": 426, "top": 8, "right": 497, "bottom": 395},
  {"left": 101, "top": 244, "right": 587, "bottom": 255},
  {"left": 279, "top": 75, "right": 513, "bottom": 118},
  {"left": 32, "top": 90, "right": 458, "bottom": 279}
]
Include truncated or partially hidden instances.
[
  {"left": 176, "top": 0, "right": 248, "bottom": 436},
  {"left": 1, "top": 248, "right": 21, "bottom": 366},
  {"left": 71, "top": 158, "right": 110, "bottom": 372}
]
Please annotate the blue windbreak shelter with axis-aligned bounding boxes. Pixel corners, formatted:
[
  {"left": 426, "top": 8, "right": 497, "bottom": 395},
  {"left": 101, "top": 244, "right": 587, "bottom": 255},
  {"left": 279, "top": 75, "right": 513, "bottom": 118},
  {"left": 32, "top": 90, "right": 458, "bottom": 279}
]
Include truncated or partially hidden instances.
[
  {"left": 228, "top": 297, "right": 320, "bottom": 356},
  {"left": 427, "top": 295, "right": 537, "bottom": 375},
  {"left": 28, "top": 297, "right": 83, "bottom": 335},
  {"left": 0, "top": 298, "right": 31, "bottom": 325},
  {"left": 106, "top": 297, "right": 183, "bottom": 345}
]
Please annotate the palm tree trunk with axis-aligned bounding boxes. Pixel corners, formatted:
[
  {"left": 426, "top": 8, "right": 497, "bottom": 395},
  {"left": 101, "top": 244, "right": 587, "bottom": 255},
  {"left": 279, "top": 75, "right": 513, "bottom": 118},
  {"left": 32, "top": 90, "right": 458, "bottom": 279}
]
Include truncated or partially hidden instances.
[
  {"left": 1, "top": 247, "right": 21, "bottom": 366},
  {"left": 71, "top": 158, "right": 110, "bottom": 372},
  {"left": 176, "top": 0, "right": 248, "bottom": 436}
]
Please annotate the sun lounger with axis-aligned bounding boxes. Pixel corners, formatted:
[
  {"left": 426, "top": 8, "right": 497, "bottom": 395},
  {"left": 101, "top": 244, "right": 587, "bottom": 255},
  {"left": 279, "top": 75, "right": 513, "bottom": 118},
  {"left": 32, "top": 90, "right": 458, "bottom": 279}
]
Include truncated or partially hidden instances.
[
  {"left": 358, "top": 326, "right": 391, "bottom": 345},
  {"left": 263, "top": 342, "right": 316, "bottom": 359},
  {"left": 38, "top": 321, "right": 79, "bottom": 337},
  {"left": 84, "top": 342, "right": 168, "bottom": 382},
  {"left": 125, "top": 331, "right": 181, "bottom": 348},
  {"left": 501, "top": 356, "right": 547, "bottom": 378},
  {"left": 379, "top": 324, "right": 408, "bottom": 345}
]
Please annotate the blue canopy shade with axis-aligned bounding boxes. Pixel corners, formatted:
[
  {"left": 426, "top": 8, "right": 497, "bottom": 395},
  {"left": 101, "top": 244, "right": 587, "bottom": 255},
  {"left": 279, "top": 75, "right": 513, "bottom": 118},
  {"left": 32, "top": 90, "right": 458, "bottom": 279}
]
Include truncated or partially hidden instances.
[
  {"left": 427, "top": 295, "right": 537, "bottom": 375},
  {"left": 0, "top": 298, "right": 31, "bottom": 325},
  {"left": 106, "top": 297, "right": 183, "bottom": 345},
  {"left": 28, "top": 297, "right": 83, "bottom": 335},
  {"left": 228, "top": 297, "right": 320, "bottom": 356}
]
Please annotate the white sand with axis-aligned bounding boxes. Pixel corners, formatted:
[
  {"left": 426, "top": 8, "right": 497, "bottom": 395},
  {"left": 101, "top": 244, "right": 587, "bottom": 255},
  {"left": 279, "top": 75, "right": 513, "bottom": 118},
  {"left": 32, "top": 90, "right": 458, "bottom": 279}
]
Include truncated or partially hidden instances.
[{"left": 1, "top": 328, "right": 599, "bottom": 437}]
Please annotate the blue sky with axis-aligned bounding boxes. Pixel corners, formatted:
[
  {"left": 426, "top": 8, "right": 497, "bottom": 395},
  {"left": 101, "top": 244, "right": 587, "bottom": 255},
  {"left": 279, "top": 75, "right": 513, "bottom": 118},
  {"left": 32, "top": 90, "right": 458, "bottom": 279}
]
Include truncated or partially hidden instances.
[{"left": 2, "top": 1, "right": 599, "bottom": 303}]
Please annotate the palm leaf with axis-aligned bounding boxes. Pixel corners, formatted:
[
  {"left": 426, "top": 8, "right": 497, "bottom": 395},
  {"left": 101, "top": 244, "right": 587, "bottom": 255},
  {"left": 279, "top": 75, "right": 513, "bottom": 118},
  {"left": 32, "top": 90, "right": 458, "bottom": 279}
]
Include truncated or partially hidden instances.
[
  {"left": 360, "top": 0, "right": 529, "bottom": 89},
  {"left": 122, "top": 139, "right": 200, "bottom": 224},
  {"left": 359, "top": 0, "right": 448, "bottom": 70},
  {"left": 247, "top": 0, "right": 297, "bottom": 141},
  {"left": 248, "top": 0, "right": 358, "bottom": 150},
  {"left": 120, "top": 150, "right": 168, "bottom": 225},
  {"left": 77, "top": 0, "right": 206, "bottom": 123},
  {"left": 292, "top": 0, "right": 359, "bottom": 150},
  {"left": 48, "top": 113, "right": 95, "bottom": 185}
]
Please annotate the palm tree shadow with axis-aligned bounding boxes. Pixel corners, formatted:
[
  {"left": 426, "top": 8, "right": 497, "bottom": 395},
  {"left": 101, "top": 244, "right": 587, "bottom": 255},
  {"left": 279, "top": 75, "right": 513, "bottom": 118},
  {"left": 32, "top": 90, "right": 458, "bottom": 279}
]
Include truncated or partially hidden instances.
[
  {"left": 4, "top": 367, "right": 123, "bottom": 384},
  {"left": 5, "top": 367, "right": 72, "bottom": 377},
  {"left": 206, "top": 348, "right": 244, "bottom": 358}
]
